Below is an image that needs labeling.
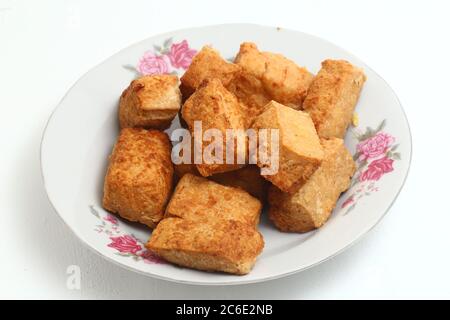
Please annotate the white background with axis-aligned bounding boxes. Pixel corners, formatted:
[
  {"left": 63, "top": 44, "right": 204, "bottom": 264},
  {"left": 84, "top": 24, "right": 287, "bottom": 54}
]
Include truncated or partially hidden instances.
[{"left": 0, "top": 0, "right": 449, "bottom": 299}]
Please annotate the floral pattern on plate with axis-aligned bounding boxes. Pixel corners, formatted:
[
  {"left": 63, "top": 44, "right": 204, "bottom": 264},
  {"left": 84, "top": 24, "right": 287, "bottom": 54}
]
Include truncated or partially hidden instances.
[
  {"left": 123, "top": 38, "right": 197, "bottom": 76},
  {"left": 341, "top": 120, "right": 400, "bottom": 214},
  {"left": 89, "top": 205, "right": 164, "bottom": 264}
]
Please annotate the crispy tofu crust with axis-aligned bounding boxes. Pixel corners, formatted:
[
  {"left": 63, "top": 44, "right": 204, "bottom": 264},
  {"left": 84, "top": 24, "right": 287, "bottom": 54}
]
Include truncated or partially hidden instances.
[
  {"left": 181, "top": 78, "right": 247, "bottom": 176},
  {"left": 119, "top": 75, "right": 181, "bottom": 130},
  {"left": 172, "top": 139, "right": 266, "bottom": 200},
  {"left": 228, "top": 42, "right": 314, "bottom": 124},
  {"left": 149, "top": 173, "right": 264, "bottom": 275},
  {"left": 172, "top": 140, "right": 266, "bottom": 201},
  {"left": 268, "top": 138, "right": 356, "bottom": 232},
  {"left": 180, "top": 46, "right": 241, "bottom": 99},
  {"left": 165, "top": 174, "right": 262, "bottom": 227},
  {"left": 147, "top": 217, "right": 264, "bottom": 275},
  {"left": 173, "top": 162, "right": 199, "bottom": 179},
  {"left": 209, "top": 165, "right": 268, "bottom": 202},
  {"left": 226, "top": 70, "right": 272, "bottom": 127},
  {"left": 102, "top": 128, "right": 174, "bottom": 228},
  {"left": 303, "top": 59, "right": 366, "bottom": 138},
  {"left": 251, "top": 101, "right": 324, "bottom": 193},
  {"left": 172, "top": 135, "right": 200, "bottom": 179}
]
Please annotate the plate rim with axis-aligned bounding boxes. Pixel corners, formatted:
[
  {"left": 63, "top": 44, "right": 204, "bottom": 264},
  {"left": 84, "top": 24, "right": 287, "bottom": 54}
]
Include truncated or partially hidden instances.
[{"left": 40, "top": 23, "right": 413, "bottom": 286}]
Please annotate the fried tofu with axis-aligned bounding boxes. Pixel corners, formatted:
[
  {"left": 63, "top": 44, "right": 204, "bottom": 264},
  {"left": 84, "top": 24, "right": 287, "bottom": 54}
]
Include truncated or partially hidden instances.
[
  {"left": 210, "top": 165, "right": 268, "bottom": 202},
  {"left": 165, "top": 174, "right": 261, "bottom": 227},
  {"left": 181, "top": 78, "right": 247, "bottom": 176},
  {"left": 149, "top": 172, "right": 264, "bottom": 275},
  {"left": 268, "top": 138, "right": 356, "bottom": 232},
  {"left": 172, "top": 139, "right": 266, "bottom": 201},
  {"left": 103, "top": 128, "right": 173, "bottom": 228},
  {"left": 228, "top": 42, "right": 314, "bottom": 123},
  {"left": 173, "top": 153, "right": 267, "bottom": 202},
  {"left": 147, "top": 217, "right": 264, "bottom": 275},
  {"left": 174, "top": 162, "right": 199, "bottom": 178},
  {"left": 303, "top": 59, "right": 366, "bottom": 138},
  {"left": 251, "top": 101, "right": 324, "bottom": 194},
  {"left": 180, "top": 46, "right": 241, "bottom": 99},
  {"left": 119, "top": 75, "right": 181, "bottom": 130},
  {"left": 172, "top": 135, "right": 200, "bottom": 179},
  {"left": 226, "top": 70, "right": 272, "bottom": 128}
]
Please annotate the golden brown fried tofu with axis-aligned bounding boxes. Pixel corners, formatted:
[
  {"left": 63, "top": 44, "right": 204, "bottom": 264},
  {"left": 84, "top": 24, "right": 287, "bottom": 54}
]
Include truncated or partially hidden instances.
[
  {"left": 251, "top": 101, "right": 324, "bottom": 194},
  {"left": 165, "top": 174, "right": 261, "bottom": 227},
  {"left": 229, "top": 42, "right": 314, "bottom": 122},
  {"left": 181, "top": 78, "right": 247, "bottom": 176},
  {"left": 226, "top": 70, "right": 272, "bottom": 127},
  {"left": 303, "top": 59, "right": 366, "bottom": 138},
  {"left": 147, "top": 217, "right": 264, "bottom": 275},
  {"left": 103, "top": 128, "right": 173, "bottom": 228},
  {"left": 119, "top": 75, "right": 181, "bottom": 130},
  {"left": 173, "top": 150, "right": 266, "bottom": 201},
  {"left": 180, "top": 46, "right": 241, "bottom": 99},
  {"left": 172, "top": 135, "right": 200, "bottom": 179},
  {"left": 268, "top": 138, "right": 356, "bottom": 232},
  {"left": 174, "top": 162, "right": 199, "bottom": 178},
  {"left": 210, "top": 165, "right": 268, "bottom": 202}
]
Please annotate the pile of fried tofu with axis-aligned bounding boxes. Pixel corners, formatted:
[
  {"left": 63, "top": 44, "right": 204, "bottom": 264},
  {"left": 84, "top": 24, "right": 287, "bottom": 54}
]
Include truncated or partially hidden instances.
[{"left": 103, "top": 42, "right": 366, "bottom": 275}]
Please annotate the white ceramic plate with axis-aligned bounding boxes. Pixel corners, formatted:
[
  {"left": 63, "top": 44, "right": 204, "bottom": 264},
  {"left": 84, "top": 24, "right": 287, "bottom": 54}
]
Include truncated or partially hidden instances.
[{"left": 41, "top": 24, "right": 411, "bottom": 285}]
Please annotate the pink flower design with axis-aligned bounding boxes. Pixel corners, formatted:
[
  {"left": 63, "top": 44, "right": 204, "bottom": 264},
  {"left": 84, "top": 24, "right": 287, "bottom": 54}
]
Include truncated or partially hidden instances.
[
  {"left": 357, "top": 132, "right": 395, "bottom": 161},
  {"left": 104, "top": 214, "right": 118, "bottom": 225},
  {"left": 139, "top": 250, "right": 165, "bottom": 264},
  {"left": 341, "top": 196, "right": 355, "bottom": 208},
  {"left": 137, "top": 52, "right": 169, "bottom": 75},
  {"left": 108, "top": 235, "right": 142, "bottom": 254},
  {"left": 168, "top": 40, "right": 197, "bottom": 69},
  {"left": 360, "top": 156, "right": 394, "bottom": 182}
]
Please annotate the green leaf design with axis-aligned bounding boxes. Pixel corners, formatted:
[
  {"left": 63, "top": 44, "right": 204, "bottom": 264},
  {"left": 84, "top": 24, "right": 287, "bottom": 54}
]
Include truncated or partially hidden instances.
[
  {"left": 391, "top": 144, "right": 399, "bottom": 151},
  {"left": 353, "top": 151, "right": 361, "bottom": 161},
  {"left": 163, "top": 37, "right": 173, "bottom": 49},
  {"left": 122, "top": 64, "right": 140, "bottom": 78},
  {"left": 115, "top": 252, "right": 131, "bottom": 257},
  {"left": 350, "top": 175, "right": 361, "bottom": 187},
  {"left": 358, "top": 127, "right": 375, "bottom": 141},
  {"left": 360, "top": 159, "right": 368, "bottom": 168},
  {"left": 344, "top": 203, "right": 357, "bottom": 215},
  {"left": 392, "top": 152, "right": 401, "bottom": 160},
  {"left": 89, "top": 205, "right": 100, "bottom": 218},
  {"left": 375, "top": 119, "right": 386, "bottom": 132}
]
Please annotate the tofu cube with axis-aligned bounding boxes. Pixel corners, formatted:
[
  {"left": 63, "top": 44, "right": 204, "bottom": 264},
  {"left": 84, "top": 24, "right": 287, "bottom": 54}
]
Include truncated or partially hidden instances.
[
  {"left": 251, "top": 101, "right": 324, "bottom": 193},
  {"left": 146, "top": 217, "right": 264, "bottom": 275},
  {"left": 103, "top": 128, "right": 174, "bottom": 228},
  {"left": 180, "top": 46, "right": 241, "bottom": 99},
  {"left": 228, "top": 42, "right": 314, "bottom": 123},
  {"left": 268, "top": 138, "right": 356, "bottom": 232},
  {"left": 165, "top": 173, "right": 262, "bottom": 227},
  {"left": 303, "top": 59, "right": 366, "bottom": 138},
  {"left": 181, "top": 78, "right": 247, "bottom": 176},
  {"left": 226, "top": 69, "right": 272, "bottom": 127},
  {"left": 119, "top": 75, "right": 181, "bottom": 130},
  {"left": 174, "top": 162, "right": 199, "bottom": 179},
  {"left": 209, "top": 165, "right": 268, "bottom": 202},
  {"left": 173, "top": 156, "right": 267, "bottom": 202}
]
